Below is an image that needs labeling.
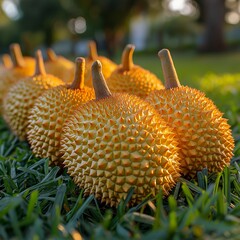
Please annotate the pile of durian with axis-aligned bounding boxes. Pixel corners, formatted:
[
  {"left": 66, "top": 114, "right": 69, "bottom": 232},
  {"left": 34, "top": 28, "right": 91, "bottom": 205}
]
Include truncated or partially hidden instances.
[{"left": 0, "top": 42, "right": 235, "bottom": 206}]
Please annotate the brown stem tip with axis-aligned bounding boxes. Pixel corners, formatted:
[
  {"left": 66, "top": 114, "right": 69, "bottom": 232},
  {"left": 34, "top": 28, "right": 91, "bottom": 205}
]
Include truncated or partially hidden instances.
[
  {"left": 121, "top": 44, "right": 135, "bottom": 71},
  {"left": 34, "top": 50, "right": 46, "bottom": 76},
  {"left": 68, "top": 57, "right": 85, "bottom": 90},
  {"left": 88, "top": 41, "right": 98, "bottom": 60},
  {"left": 10, "top": 43, "right": 25, "bottom": 68},
  {"left": 47, "top": 48, "right": 58, "bottom": 62},
  {"left": 158, "top": 49, "right": 181, "bottom": 89},
  {"left": 92, "top": 60, "right": 112, "bottom": 100}
]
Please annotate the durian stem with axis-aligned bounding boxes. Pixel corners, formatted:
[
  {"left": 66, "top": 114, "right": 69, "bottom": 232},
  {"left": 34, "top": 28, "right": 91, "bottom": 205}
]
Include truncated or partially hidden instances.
[
  {"left": 92, "top": 60, "right": 112, "bottom": 100},
  {"left": 34, "top": 50, "right": 46, "bottom": 76},
  {"left": 158, "top": 49, "right": 181, "bottom": 89},
  {"left": 68, "top": 57, "right": 85, "bottom": 90},
  {"left": 88, "top": 41, "right": 98, "bottom": 60},
  {"left": 2, "top": 54, "right": 13, "bottom": 68},
  {"left": 47, "top": 48, "right": 57, "bottom": 62},
  {"left": 121, "top": 44, "right": 135, "bottom": 71},
  {"left": 10, "top": 43, "right": 25, "bottom": 68}
]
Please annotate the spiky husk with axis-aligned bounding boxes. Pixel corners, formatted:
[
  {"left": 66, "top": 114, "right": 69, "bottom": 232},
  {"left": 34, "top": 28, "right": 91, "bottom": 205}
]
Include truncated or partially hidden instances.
[
  {"left": 107, "top": 66, "right": 164, "bottom": 98},
  {"left": 61, "top": 93, "right": 180, "bottom": 206},
  {"left": 146, "top": 86, "right": 235, "bottom": 178},
  {"left": 3, "top": 74, "right": 64, "bottom": 141},
  {"left": 45, "top": 57, "right": 75, "bottom": 84},
  {"left": 84, "top": 57, "right": 117, "bottom": 88},
  {"left": 0, "top": 64, "right": 35, "bottom": 114},
  {"left": 27, "top": 85, "right": 95, "bottom": 166}
]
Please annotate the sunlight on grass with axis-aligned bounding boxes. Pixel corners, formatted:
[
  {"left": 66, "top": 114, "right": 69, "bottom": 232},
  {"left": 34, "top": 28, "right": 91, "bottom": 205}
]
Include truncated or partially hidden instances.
[
  {"left": 0, "top": 51, "right": 240, "bottom": 239},
  {"left": 132, "top": 51, "right": 240, "bottom": 89},
  {"left": 200, "top": 73, "right": 240, "bottom": 112}
]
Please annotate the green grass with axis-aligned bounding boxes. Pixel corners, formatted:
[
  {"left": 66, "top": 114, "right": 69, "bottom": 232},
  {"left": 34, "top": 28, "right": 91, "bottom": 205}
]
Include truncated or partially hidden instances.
[
  {"left": 0, "top": 116, "right": 239, "bottom": 239},
  {"left": 132, "top": 50, "right": 240, "bottom": 89},
  {"left": 0, "top": 51, "right": 240, "bottom": 239}
]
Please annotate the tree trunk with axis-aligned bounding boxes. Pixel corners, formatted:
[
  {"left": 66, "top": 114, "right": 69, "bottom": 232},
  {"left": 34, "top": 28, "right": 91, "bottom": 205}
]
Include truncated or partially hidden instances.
[
  {"left": 44, "top": 24, "right": 54, "bottom": 47},
  {"left": 200, "top": 0, "right": 226, "bottom": 52}
]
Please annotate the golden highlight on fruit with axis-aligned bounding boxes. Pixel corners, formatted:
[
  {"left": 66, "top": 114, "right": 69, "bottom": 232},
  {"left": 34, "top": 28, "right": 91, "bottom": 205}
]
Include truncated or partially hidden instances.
[
  {"left": 10, "top": 43, "right": 35, "bottom": 70},
  {"left": 27, "top": 57, "right": 95, "bottom": 166},
  {"left": 84, "top": 41, "right": 117, "bottom": 87},
  {"left": 0, "top": 43, "right": 35, "bottom": 113},
  {"left": 45, "top": 48, "right": 75, "bottom": 84},
  {"left": 61, "top": 60, "right": 180, "bottom": 206},
  {"left": 3, "top": 50, "right": 64, "bottom": 141},
  {"left": 107, "top": 44, "right": 164, "bottom": 98},
  {"left": 146, "top": 49, "right": 235, "bottom": 178}
]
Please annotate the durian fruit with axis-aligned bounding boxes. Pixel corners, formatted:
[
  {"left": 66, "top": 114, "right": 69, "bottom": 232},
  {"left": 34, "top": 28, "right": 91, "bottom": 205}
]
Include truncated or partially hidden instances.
[
  {"left": 8, "top": 43, "right": 35, "bottom": 74},
  {"left": 3, "top": 50, "right": 64, "bottom": 141},
  {"left": 145, "top": 49, "right": 235, "bottom": 178},
  {"left": 61, "top": 60, "right": 180, "bottom": 207},
  {"left": 0, "top": 54, "right": 12, "bottom": 76},
  {"left": 1, "top": 54, "right": 13, "bottom": 69},
  {"left": 45, "top": 48, "right": 75, "bottom": 84},
  {"left": 0, "top": 44, "right": 35, "bottom": 113},
  {"left": 27, "top": 57, "right": 95, "bottom": 166},
  {"left": 107, "top": 44, "right": 164, "bottom": 98},
  {"left": 9, "top": 43, "right": 35, "bottom": 70},
  {"left": 84, "top": 41, "right": 117, "bottom": 87}
]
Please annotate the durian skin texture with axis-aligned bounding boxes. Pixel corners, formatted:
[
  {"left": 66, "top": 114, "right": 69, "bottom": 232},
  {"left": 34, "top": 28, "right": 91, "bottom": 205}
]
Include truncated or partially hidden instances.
[
  {"left": 3, "top": 74, "right": 64, "bottom": 141},
  {"left": 107, "top": 66, "right": 164, "bottom": 98},
  {"left": 0, "top": 65, "right": 35, "bottom": 114},
  {"left": 146, "top": 86, "right": 235, "bottom": 178},
  {"left": 45, "top": 57, "right": 75, "bottom": 84},
  {"left": 61, "top": 93, "right": 181, "bottom": 206},
  {"left": 27, "top": 85, "right": 95, "bottom": 165}
]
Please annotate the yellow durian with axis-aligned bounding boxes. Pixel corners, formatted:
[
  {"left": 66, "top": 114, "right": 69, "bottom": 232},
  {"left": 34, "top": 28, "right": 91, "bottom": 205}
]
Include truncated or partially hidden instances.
[
  {"left": 3, "top": 50, "right": 64, "bottom": 141},
  {"left": 27, "top": 57, "right": 95, "bottom": 166},
  {"left": 84, "top": 41, "right": 117, "bottom": 87},
  {"left": 146, "top": 49, "right": 235, "bottom": 178},
  {"left": 61, "top": 60, "right": 180, "bottom": 207},
  {"left": 0, "top": 54, "right": 12, "bottom": 78},
  {"left": 107, "top": 44, "right": 164, "bottom": 98},
  {"left": 0, "top": 44, "right": 35, "bottom": 113},
  {"left": 10, "top": 43, "right": 35, "bottom": 70},
  {"left": 1, "top": 54, "right": 13, "bottom": 69},
  {"left": 45, "top": 48, "right": 75, "bottom": 84}
]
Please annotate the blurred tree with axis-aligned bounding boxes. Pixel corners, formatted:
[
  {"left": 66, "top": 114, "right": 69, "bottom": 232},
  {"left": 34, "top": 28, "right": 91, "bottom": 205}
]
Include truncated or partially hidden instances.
[
  {"left": 0, "top": 0, "right": 21, "bottom": 52},
  {"left": 71, "top": 0, "right": 150, "bottom": 57},
  {"left": 6, "top": 0, "right": 235, "bottom": 55},
  {"left": 0, "top": 3, "right": 9, "bottom": 26},
  {"left": 18, "top": 0, "right": 70, "bottom": 48},
  {"left": 195, "top": 0, "right": 226, "bottom": 52}
]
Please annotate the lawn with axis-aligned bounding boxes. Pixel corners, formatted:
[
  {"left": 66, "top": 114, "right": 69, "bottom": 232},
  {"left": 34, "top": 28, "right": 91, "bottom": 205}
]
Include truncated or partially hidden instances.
[
  {"left": 133, "top": 50, "right": 240, "bottom": 88},
  {"left": 0, "top": 51, "right": 240, "bottom": 240}
]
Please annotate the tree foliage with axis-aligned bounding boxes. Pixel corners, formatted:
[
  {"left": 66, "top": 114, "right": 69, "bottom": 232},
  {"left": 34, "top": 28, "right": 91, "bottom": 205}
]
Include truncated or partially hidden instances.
[
  {"left": 16, "top": 0, "right": 151, "bottom": 54},
  {"left": 18, "top": 0, "right": 71, "bottom": 46},
  {"left": 1, "top": 0, "right": 238, "bottom": 54},
  {"left": 18, "top": 0, "right": 68, "bottom": 30},
  {"left": 70, "top": 0, "right": 151, "bottom": 56}
]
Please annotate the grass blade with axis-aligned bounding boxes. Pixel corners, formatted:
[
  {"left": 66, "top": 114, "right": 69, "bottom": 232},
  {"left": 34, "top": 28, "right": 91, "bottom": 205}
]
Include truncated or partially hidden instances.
[
  {"left": 223, "top": 167, "right": 231, "bottom": 204},
  {"left": 67, "top": 194, "right": 94, "bottom": 229}
]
